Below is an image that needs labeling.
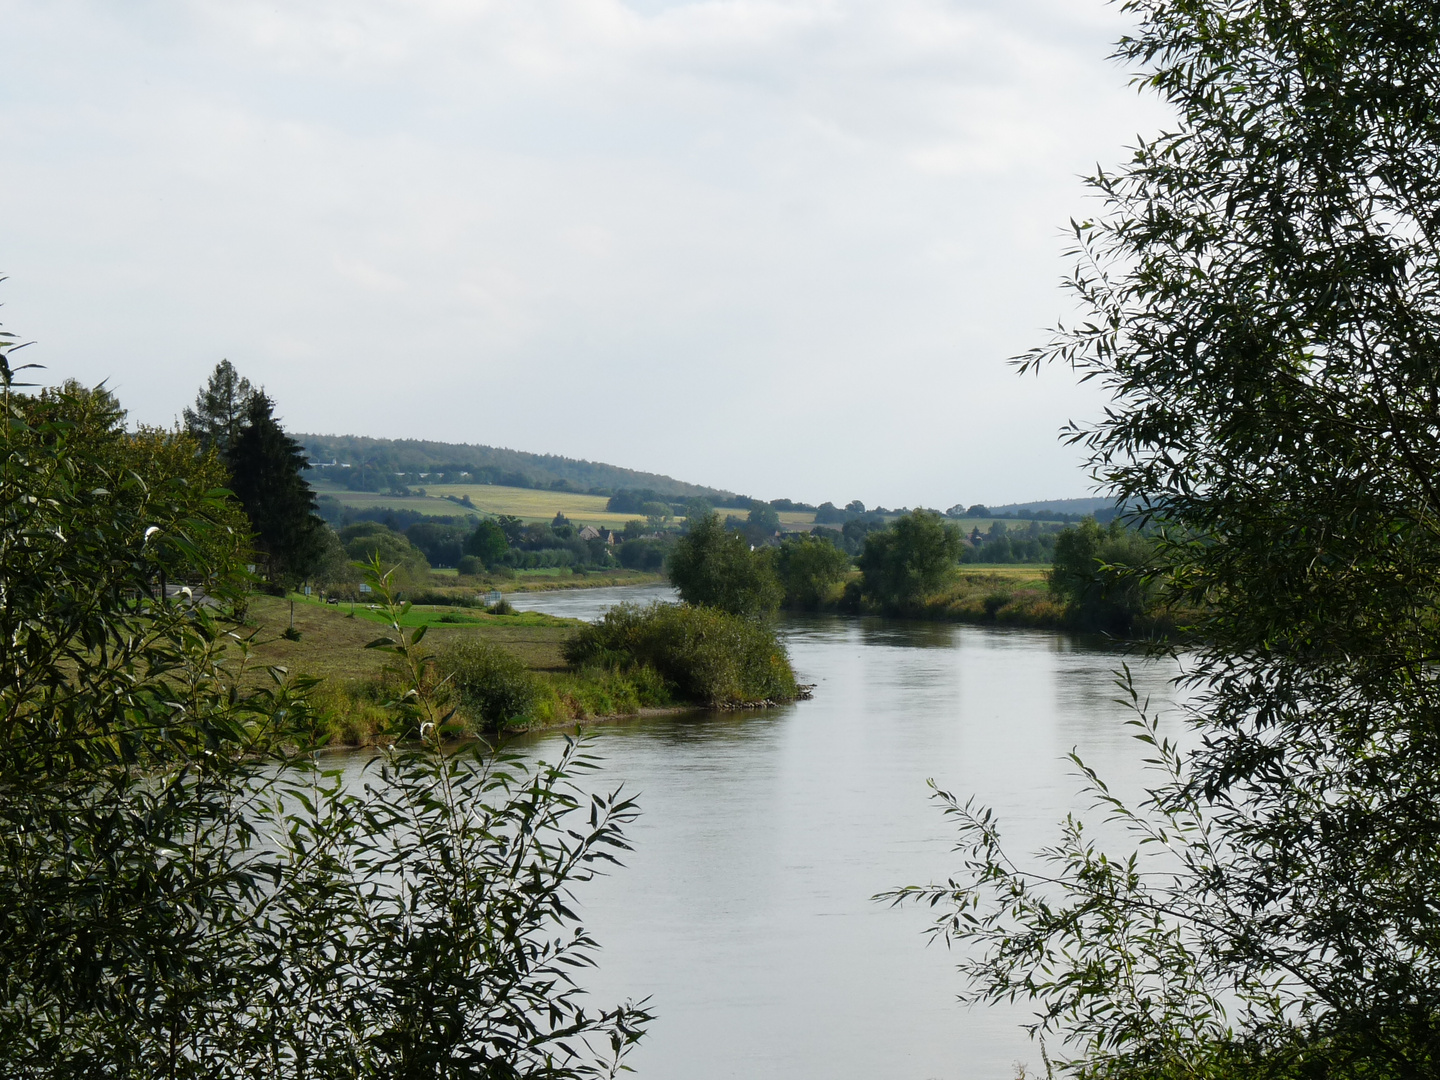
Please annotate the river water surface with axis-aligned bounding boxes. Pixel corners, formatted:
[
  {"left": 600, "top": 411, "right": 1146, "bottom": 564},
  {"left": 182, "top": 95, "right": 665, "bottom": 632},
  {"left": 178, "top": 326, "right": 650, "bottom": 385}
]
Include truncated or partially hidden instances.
[{"left": 491, "top": 585, "right": 1185, "bottom": 1080}]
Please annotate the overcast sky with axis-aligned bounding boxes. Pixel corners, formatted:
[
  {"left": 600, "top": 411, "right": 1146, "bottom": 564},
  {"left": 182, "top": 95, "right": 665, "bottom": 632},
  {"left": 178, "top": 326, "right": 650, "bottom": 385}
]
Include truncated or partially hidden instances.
[{"left": 0, "top": 0, "right": 1167, "bottom": 507}]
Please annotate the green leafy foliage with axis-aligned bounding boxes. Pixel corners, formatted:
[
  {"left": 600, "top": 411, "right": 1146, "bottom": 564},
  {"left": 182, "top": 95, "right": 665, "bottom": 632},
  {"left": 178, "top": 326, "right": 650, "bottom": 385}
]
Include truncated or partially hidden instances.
[
  {"left": 463, "top": 517, "right": 511, "bottom": 567},
  {"left": 743, "top": 503, "right": 780, "bottom": 541},
  {"left": 435, "top": 636, "right": 541, "bottom": 731},
  {"left": 563, "top": 602, "right": 799, "bottom": 706},
  {"left": 0, "top": 379, "right": 313, "bottom": 1073},
  {"left": 1048, "top": 518, "right": 1156, "bottom": 632},
  {"left": 667, "top": 512, "right": 781, "bottom": 618},
  {"left": 893, "top": 3, "right": 1440, "bottom": 1075},
  {"left": 958, "top": 520, "right": 1062, "bottom": 565},
  {"left": 618, "top": 537, "right": 668, "bottom": 571},
  {"left": 775, "top": 533, "right": 850, "bottom": 609},
  {"left": 0, "top": 371, "right": 651, "bottom": 1076},
  {"left": 405, "top": 520, "right": 468, "bottom": 566},
  {"left": 857, "top": 510, "right": 962, "bottom": 612},
  {"left": 340, "top": 521, "right": 430, "bottom": 582}
]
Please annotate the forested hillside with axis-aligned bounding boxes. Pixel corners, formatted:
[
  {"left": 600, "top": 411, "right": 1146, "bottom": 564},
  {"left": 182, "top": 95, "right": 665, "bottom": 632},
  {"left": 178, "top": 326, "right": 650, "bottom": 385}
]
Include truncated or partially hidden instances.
[
  {"left": 297, "top": 433, "right": 736, "bottom": 500},
  {"left": 986, "top": 496, "right": 1117, "bottom": 518}
]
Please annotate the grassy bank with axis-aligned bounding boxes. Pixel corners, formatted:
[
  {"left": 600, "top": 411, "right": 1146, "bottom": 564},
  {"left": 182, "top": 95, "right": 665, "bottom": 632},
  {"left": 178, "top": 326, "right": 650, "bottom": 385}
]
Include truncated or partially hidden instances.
[
  {"left": 799, "top": 566, "right": 1064, "bottom": 627},
  {"left": 506, "top": 569, "right": 666, "bottom": 592},
  {"left": 907, "top": 566, "right": 1067, "bottom": 626},
  {"left": 241, "top": 594, "right": 673, "bottom": 746},
  {"left": 806, "top": 565, "right": 1189, "bottom": 637},
  {"left": 240, "top": 590, "right": 797, "bottom": 748}
]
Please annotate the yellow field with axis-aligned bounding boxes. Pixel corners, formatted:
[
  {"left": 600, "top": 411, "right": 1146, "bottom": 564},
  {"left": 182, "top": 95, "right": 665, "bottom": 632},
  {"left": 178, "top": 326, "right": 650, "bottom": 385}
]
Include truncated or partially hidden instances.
[
  {"left": 311, "top": 481, "right": 1069, "bottom": 535},
  {"left": 314, "top": 483, "right": 636, "bottom": 526},
  {"left": 432, "top": 485, "right": 818, "bottom": 528},
  {"left": 774, "top": 510, "right": 816, "bottom": 527},
  {"left": 430, "top": 484, "right": 640, "bottom": 525},
  {"left": 314, "top": 480, "right": 824, "bottom": 529},
  {"left": 956, "top": 564, "right": 1050, "bottom": 582}
]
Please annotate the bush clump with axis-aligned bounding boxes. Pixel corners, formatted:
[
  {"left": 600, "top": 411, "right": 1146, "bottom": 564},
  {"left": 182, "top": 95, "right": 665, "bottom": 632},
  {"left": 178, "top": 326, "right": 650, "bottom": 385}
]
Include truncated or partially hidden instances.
[
  {"left": 436, "top": 638, "right": 540, "bottom": 731},
  {"left": 1049, "top": 517, "right": 1158, "bottom": 633},
  {"left": 563, "top": 602, "right": 799, "bottom": 706}
]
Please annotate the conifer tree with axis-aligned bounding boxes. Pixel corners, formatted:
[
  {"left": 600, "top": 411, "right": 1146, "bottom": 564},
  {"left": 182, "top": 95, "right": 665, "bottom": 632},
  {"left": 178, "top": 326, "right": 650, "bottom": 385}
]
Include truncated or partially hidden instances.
[
  {"left": 225, "top": 392, "right": 324, "bottom": 584},
  {"left": 183, "top": 359, "right": 254, "bottom": 454}
]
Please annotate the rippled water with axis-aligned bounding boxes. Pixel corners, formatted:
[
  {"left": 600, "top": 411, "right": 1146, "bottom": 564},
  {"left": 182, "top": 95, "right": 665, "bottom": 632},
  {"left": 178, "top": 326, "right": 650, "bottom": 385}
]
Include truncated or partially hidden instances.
[{"left": 478, "top": 586, "right": 1185, "bottom": 1079}]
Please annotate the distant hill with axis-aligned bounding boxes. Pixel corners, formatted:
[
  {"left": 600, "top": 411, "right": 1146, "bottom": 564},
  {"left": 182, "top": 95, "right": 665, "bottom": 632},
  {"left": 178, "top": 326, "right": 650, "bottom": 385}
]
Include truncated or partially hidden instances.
[
  {"left": 988, "top": 497, "right": 1121, "bottom": 519},
  {"left": 296, "top": 433, "right": 736, "bottom": 502}
]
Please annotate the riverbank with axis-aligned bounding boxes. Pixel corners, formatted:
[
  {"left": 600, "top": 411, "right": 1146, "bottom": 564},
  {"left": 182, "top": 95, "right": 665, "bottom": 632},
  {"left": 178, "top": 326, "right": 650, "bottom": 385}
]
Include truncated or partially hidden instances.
[
  {"left": 796, "top": 566, "right": 1187, "bottom": 638},
  {"left": 793, "top": 567, "right": 1065, "bottom": 627},
  {"left": 424, "top": 567, "right": 666, "bottom": 593},
  {"left": 243, "top": 589, "right": 796, "bottom": 748},
  {"left": 242, "top": 594, "right": 661, "bottom": 745},
  {"left": 510, "top": 570, "right": 666, "bottom": 592}
]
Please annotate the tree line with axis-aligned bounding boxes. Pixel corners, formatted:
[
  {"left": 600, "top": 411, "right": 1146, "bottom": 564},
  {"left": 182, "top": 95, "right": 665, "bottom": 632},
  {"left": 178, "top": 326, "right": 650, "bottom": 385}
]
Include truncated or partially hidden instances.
[
  {"left": 178, "top": 361, "right": 703, "bottom": 591},
  {"left": 665, "top": 502, "right": 1160, "bottom": 633}
]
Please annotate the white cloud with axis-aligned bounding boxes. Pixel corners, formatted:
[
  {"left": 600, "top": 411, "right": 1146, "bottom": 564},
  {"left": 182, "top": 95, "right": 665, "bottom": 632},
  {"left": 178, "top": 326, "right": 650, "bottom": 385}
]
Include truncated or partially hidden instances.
[{"left": 0, "top": 0, "right": 1168, "bottom": 504}]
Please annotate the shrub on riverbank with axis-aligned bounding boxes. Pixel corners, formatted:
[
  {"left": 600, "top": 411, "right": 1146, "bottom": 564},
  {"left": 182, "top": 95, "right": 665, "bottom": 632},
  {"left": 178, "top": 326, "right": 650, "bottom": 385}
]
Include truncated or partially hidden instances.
[
  {"left": 531, "top": 664, "right": 673, "bottom": 726},
  {"left": 775, "top": 533, "right": 851, "bottom": 609},
  {"left": 437, "top": 638, "right": 541, "bottom": 730},
  {"left": 564, "top": 602, "right": 800, "bottom": 706},
  {"left": 808, "top": 569, "right": 1187, "bottom": 638},
  {"left": 887, "top": 572, "right": 1065, "bottom": 626},
  {"left": 439, "top": 637, "right": 676, "bottom": 731},
  {"left": 1049, "top": 518, "right": 1158, "bottom": 633},
  {"left": 308, "top": 644, "right": 676, "bottom": 742}
]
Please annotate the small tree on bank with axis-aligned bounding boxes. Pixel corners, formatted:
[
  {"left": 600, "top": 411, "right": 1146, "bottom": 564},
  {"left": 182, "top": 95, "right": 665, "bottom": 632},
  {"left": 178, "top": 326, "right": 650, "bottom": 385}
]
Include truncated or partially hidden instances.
[
  {"left": 465, "top": 517, "right": 511, "bottom": 568},
  {"left": 1048, "top": 517, "right": 1155, "bottom": 633},
  {"left": 857, "top": 510, "right": 961, "bottom": 612},
  {"left": 775, "top": 533, "right": 850, "bottom": 609},
  {"left": 667, "top": 512, "right": 781, "bottom": 618}
]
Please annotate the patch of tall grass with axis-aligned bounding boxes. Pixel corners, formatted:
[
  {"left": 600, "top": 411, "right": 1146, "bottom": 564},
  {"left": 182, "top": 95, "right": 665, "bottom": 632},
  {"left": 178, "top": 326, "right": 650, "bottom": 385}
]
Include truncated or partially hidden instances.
[{"left": 306, "top": 644, "right": 677, "bottom": 744}]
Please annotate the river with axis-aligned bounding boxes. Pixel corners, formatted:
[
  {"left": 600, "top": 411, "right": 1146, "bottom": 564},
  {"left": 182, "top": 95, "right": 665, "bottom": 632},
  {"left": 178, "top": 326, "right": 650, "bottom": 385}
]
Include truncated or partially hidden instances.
[{"left": 497, "top": 585, "right": 1186, "bottom": 1079}]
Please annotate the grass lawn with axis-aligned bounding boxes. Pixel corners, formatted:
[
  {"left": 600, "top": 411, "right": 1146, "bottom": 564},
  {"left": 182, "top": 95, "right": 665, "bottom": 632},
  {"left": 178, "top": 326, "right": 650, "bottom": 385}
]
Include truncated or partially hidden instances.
[
  {"left": 955, "top": 564, "right": 1050, "bottom": 582},
  {"left": 430, "top": 484, "right": 635, "bottom": 524},
  {"left": 311, "top": 488, "right": 482, "bottom": 519},
  {"left": 243, "top": 593, "right": 580, "bottom": 682}
]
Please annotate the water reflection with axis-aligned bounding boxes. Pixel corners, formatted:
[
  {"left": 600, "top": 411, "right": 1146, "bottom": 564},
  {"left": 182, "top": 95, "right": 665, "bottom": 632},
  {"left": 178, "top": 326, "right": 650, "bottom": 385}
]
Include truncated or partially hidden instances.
[{"left": 473, "top": 586, "right": 1190, "bottom": 1079}]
